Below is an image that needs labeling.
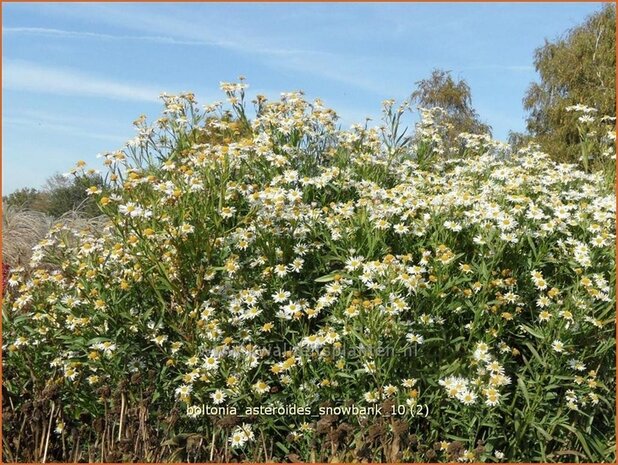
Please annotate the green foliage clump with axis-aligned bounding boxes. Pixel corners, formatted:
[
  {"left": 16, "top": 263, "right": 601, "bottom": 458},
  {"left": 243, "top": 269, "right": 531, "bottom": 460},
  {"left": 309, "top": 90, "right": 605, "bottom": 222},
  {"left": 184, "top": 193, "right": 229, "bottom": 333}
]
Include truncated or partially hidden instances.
[
  {"left": 3, "top": 173, "right": 105, "bottom": 219},
  {"left": 411, "top": 69, "right": 491, "bottom": 148},
  {"left": 3, "top": 187, "right": 47, "bottom": 211},
  {"left": 523, "top": 4, "right": 616, "bottom": 166}
]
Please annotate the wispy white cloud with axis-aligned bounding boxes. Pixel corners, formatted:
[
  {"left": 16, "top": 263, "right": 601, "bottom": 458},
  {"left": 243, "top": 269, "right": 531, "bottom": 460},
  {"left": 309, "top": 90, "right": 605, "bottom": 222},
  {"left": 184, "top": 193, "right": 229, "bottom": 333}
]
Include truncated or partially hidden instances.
[
  {"left": 5, "top": 107, "right": 136, "bottom": 129},
  {"left": 6, "top": 4, "right": 402, "bottom": 96},
  {"left": 3, "top": 60, "right": 163, "bottom": 102},
  {"left": 2, "top": 25, "right": 333, "bottom": 59},
  {"left": 4, "top": 116, "right": 126, "bottom": 142},
  {"left": 128, "top": 12, "right": 397, "bottom": 95},
  {"left": 3, "top": 26, "right": 220, "bottom": 47}
]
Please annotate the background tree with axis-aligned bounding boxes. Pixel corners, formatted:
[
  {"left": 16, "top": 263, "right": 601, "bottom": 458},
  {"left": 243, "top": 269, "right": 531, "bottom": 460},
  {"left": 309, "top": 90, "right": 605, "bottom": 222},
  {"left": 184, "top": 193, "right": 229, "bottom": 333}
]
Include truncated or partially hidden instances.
[
  {"left": 507, "top": 130, "right": 533, "bottom": 152},
  {"left": 523, "top": 4, "right": 616, "bottom": 165},
  {"left": 3, "top": 187, "right": 47, "bottom": 211},
  {"left": 411, "top": 68, "right": 491, "bottom": 145},
  {"left": 44, "top": 173, "right": 104, "bottom": 218},
  {"left": 3, "top": 173, "right": 105, "bottom": 219}
]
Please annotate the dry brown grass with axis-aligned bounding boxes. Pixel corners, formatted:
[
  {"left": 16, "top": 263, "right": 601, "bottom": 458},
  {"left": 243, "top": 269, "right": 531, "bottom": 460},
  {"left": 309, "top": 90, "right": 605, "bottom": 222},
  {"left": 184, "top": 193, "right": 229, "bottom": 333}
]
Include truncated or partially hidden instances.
[
  {"left": 2, "top": 205, "right": 52, "bottom": 268},
  {"left": 2, "top": 205, "right": 108, "bottom": 269}
]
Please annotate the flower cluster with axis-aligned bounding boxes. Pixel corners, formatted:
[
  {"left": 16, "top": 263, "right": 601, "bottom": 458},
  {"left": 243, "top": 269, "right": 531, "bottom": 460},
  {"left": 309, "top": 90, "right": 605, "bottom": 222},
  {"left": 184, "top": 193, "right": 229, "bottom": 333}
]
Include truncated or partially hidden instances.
[{"left": 3, "top": 82, "right": 615, "bottom": 462}]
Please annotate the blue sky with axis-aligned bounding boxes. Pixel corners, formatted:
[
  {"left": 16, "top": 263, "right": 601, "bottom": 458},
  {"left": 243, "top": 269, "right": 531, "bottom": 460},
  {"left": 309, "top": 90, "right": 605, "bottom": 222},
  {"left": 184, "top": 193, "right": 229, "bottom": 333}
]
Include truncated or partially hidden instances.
[{"left": 2, "top": 2, "right": 604, "bottom": 194}]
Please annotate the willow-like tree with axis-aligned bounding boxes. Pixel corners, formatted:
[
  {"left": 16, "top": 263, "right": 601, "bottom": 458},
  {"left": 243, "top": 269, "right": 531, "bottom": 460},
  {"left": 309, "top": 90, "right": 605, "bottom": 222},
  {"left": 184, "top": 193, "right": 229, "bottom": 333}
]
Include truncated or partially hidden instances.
[
  {"left": 411, "top": 69, "right": 491, "bottom": 144},
  {"left": 523, "top": 4, "right": 616, "bottom": 164}
]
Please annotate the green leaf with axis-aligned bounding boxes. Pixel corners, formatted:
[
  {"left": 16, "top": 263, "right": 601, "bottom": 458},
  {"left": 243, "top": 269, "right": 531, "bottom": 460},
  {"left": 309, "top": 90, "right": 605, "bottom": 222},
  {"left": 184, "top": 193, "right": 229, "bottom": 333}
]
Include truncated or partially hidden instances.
[
  {"left": 315, "top": 271, "right": 343, "bottom": 283},
  {"left": 523, "top": 341, "right": 547, "bottom": 367},
  {"left": 520, "top": 324, "right": 543, "bottom": 339},
  {"left": 517, "top": 377, "right": 531, "bottom": 407},
  {"left": 533, "top": 424, "right": 552, "bottom": 441}
]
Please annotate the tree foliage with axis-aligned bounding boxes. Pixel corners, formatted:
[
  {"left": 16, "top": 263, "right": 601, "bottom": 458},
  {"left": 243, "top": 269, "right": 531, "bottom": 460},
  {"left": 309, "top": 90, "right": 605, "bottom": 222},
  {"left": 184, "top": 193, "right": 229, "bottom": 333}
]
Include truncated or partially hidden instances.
[
  {"left": 43, "top": 173, "right": 104, "bottom": 218},
  {"left": 523, "top": 4, "right": 616, "bottom": 164},
  {"left": 411, "top": 69, "right": 491, "bottom": 144},
  {"left": 3, "top": 188, "right": 47, "bottom": 211},
  {"left": 3, "top": 173, "right": 105, "bottom": 219}
]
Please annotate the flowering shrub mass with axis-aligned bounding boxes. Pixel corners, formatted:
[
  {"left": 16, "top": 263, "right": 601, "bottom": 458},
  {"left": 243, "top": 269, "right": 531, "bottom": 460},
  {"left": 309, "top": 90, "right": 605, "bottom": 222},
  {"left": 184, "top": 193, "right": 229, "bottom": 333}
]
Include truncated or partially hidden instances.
[{"left": 3, "top": 82, "right": 616, "bottom": 462}]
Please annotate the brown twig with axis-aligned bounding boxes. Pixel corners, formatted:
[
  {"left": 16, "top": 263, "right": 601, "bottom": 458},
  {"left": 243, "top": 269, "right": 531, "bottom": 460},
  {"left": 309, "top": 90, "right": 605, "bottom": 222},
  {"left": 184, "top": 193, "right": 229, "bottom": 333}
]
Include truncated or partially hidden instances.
[{"left": 42, "top": 401, "right": 55, "bottom": 463}]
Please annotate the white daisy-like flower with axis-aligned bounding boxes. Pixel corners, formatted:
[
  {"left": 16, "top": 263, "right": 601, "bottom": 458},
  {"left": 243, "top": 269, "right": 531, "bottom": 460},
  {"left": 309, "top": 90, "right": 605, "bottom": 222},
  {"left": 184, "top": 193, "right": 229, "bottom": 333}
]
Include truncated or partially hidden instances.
[
  {"left": 210, "top": 389, "right": 227, "bottom": 405},
  {"left": 551, "top": 339, "right": 565, "bottom": 353}
]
